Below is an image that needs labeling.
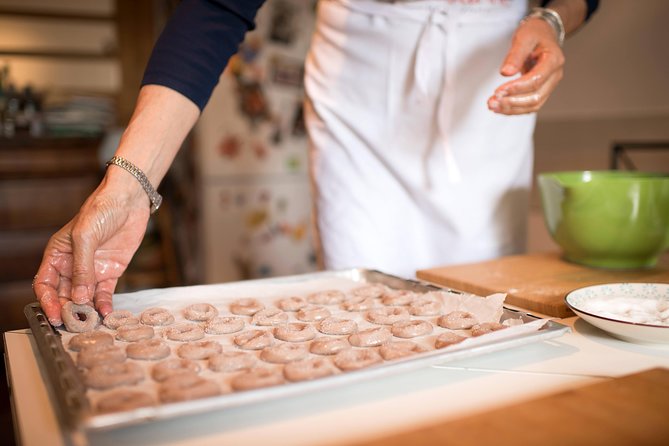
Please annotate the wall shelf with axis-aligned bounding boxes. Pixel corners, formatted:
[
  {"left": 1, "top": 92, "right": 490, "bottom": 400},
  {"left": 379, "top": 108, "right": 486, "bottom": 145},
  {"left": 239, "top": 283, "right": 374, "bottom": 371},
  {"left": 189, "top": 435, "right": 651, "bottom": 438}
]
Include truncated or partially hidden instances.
[{"left": 0, "top": 7, "right": 115, "bottom": 22}]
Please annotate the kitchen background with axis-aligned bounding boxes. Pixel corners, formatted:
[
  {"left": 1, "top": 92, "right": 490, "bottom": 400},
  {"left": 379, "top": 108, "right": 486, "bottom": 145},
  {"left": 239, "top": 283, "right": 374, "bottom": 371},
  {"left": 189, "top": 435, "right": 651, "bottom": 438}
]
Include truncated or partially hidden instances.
[
  {"left": 1, "top": 0, "right": 669, "bottom": 326},
  {"left": 0, "top": 0, "right": 668, "bottom": 441}
]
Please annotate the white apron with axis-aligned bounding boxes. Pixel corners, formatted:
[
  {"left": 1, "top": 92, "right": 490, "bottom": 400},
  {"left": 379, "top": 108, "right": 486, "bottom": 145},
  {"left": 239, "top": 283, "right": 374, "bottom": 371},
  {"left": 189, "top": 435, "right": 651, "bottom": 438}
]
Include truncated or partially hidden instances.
[{"left": 304, "top": 0, "right": 536, "bottom": 278}]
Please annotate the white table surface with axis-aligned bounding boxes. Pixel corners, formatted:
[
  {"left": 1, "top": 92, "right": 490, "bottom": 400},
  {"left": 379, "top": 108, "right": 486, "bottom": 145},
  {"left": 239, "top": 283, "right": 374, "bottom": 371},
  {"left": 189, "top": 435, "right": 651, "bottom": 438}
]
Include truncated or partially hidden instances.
[{"left": 5, "top": 315, "right": 669, "bottom": 446}]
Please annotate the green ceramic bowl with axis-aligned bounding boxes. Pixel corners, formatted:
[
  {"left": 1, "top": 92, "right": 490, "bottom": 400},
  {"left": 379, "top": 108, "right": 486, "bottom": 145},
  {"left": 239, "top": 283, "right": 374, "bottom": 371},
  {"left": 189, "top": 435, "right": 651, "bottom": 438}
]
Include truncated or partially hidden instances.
[{"left": 538, "top": 171, "right": 669, "bottom": 269}]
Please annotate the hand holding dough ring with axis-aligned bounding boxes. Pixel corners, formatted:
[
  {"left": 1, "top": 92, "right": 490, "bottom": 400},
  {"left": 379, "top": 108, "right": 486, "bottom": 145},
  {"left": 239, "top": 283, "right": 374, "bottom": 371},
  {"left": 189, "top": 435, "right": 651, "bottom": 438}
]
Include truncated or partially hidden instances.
[{"left": 61, "top": 302, "right": 100, "bottom": 333}]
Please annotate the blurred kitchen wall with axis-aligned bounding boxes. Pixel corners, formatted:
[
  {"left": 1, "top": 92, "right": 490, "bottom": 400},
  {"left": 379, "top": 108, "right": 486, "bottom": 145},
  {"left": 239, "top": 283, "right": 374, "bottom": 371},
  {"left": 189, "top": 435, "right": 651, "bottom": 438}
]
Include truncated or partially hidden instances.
[
  {"left": 0, "top": 0, "right": 119, "bottom": 94},
  {"left": 0, "top": 0, "right": 195, "bottom": 308},
  {"left": 528, "top": 0, "right": 669, "bottom": 252}
]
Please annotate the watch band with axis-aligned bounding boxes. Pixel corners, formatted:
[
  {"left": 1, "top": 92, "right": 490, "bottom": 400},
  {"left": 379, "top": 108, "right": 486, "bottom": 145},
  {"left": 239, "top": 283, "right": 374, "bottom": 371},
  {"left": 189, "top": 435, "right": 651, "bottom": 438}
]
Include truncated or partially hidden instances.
[{"left": 106, "top": 156, "right": 163, "bottom": 214}]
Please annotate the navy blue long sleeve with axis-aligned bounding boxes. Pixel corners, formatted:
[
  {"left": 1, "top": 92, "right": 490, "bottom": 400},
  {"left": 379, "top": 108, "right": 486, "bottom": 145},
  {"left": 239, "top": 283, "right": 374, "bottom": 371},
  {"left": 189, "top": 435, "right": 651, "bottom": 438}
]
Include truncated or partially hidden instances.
[
  {"left": 142, "top": 0, "right": 266, "bottom": 111},
  {"left": 541, "top": 0, "right": 600, "bottom": 21}
]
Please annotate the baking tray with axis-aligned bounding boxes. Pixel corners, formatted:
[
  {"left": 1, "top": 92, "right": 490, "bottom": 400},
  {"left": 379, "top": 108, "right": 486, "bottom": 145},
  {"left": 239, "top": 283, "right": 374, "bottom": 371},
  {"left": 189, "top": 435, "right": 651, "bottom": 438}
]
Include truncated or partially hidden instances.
[{"left": 25, "top": 268, "right": 570, "bottom": 441}]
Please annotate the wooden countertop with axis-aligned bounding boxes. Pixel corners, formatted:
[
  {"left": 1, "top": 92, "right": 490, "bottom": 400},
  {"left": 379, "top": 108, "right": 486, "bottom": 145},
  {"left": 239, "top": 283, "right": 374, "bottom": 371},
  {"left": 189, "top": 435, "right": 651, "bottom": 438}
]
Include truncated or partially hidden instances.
[
  {"left": 355, "top": 367, "right": 669, "bottom": 446},
  {"left": 417, "top": 252, "right": 669, "bottom": 318}
]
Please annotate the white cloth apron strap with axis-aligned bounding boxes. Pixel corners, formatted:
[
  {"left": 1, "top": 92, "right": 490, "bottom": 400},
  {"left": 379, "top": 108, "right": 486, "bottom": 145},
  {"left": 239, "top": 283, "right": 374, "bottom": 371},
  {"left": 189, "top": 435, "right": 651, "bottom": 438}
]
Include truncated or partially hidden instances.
[{"left": 332, "top": 0, "right": 525, "bottom": 184}]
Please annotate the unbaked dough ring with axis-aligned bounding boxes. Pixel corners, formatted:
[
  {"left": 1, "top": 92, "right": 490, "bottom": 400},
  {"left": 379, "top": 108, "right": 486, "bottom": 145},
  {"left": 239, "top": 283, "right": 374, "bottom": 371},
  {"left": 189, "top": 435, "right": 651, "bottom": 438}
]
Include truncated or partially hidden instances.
[
  {"left": 348, "top": 327, "right": 392, "bottom": 347},
  {"left": 307, "top": 289, "right": 346, "bottom": 305},
  {"left": 116, "top": 323, "right": 154, "bottom": 342},
  {"left": 159, "top": 374, "right": 221, "bottom": 403},
  {"left": 408, "top": 297, "right": 443, "bottom": 316},
  {"left": 85, "top": 362, "right": 144, "bottom": 390},
  {"left": 274, "top": 323, "right": 317, "bottom": 342},
  {"left": 365, "top": 307, "right": 410, "bottom": 325},
  {"left": 317, "top": 317, "right": 358, "bottom": 335},
  {"left": 379, "top": 341, "right": 425, "bottom": 360},
  {"left": 296, "top": 305, "right": 331, "bottom": 322},
  {"left": 251, "top": 308, "right": 289, "bottom": 326},
  {"left": 471, "top": 322, "right": 506, "bottom": 337},
  {"left": 284, "top": 357, "right": 337, "bottom": 382},
  {"left": 208, "top": 351, "right": 257, "bottom": 373},
  {"left": 151, "top": 358, "right": 200, "bottom": 382},
  {"left": 204, "top": 316, "right": 245, "bottom": 335},
  {"left": 183, "top": 303, "right": 219, "bottom": 321},
  {"left": 164, "top": 323, "right": 205, "bottom": 342},
  {"left": 229, "top": 298, "right": 265, "bottom": 316},
  {"left": 381, "top": 289, "right": 416, "bottom": 306},
  {"left": 435, "top": 331, "right": 468, "bottom": 348},
  {"left": 260, "top": 343, "right": 308, "bottom": 364},
  {"left": 390, "top": 319, "right": 433, "bottom": 338},
  {"left": 230, "top": 368, "right": 285, "bottom": 391},
  {"left": 103, "top": 310, "right": 139, "bottom": 329},
  {"left": 77, "top": 344, "right": 126, "bottom": 368},
  {"left": 233, "top": 329, "right": 274, "bottom": 350},
  {"left": 437, "top": 311, "right": 478, "bottom": 330},
  {"left": 61, "top": 302, "right": 100, "bottom": 333},
  {"left": 349, "top": 283, "right": 386, "bottom": 299},
  {"left": 68, "top": 331, "right": 114, "bottom": 352},
  {"left": 341, "top": 296, "right": 377, "bottom": 312},
  {"left": 310, "top": 337, "right": 350, "bottom": 356},
  {"left": 126, "top": 338, "right": 171, "bottom": 360},
  {"left": 177, "top": 340, "right": 223, "bottom": 360},
  {"left": 140, "top": 307, "right": 175, "bottom": 326},
  {"left": 96, "top": 389, "right": 155, "bottom": 413},
  {"left": 334, "top": 348, "right": 383, "bottom": 371},
  {"left": 276, "top": 296, "right": 308, "bottom": 312}
]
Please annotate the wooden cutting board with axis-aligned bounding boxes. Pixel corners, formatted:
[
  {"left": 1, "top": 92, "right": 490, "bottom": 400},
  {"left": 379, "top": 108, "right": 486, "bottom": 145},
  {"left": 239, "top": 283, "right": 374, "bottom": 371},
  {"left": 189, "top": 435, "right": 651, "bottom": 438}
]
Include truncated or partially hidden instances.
[
  {"left": 417, "top": 252, "right": 669, "bottom": 318},
  {"left": 353, "top": 367, "right": 669, "bottom": 446}
]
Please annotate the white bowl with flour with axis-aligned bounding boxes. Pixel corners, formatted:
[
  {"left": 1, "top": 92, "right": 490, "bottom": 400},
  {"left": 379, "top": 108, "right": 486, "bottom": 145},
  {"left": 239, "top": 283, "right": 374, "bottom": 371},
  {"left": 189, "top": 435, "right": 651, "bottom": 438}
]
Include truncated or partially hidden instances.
[{"left": 566, "top": 283, "right": 669, "bottom": 344}]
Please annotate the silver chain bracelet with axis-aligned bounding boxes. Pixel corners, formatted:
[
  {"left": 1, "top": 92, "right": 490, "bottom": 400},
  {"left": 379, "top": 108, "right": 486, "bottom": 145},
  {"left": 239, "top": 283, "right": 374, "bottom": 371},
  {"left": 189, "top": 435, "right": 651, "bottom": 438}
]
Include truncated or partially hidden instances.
[
  {"left": 106, "top": 156, "right": 163, "bottom": 214},
  {"left": 522, "top": 7, "right": 565, "bottom": 47}
]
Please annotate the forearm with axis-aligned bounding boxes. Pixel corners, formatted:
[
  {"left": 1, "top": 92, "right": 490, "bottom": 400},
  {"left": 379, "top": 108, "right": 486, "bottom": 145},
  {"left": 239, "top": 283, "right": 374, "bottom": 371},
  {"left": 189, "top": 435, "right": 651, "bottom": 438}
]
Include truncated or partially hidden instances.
[{"left": 106, "top": 84, "right": 200, "bottom": 207}]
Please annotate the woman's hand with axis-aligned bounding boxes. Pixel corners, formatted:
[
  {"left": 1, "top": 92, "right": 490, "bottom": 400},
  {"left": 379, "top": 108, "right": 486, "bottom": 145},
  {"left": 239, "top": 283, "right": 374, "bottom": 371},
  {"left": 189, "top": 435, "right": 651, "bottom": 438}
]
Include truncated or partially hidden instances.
[
  {"left": 33, "top": 175, "right": 150, "bottom": 326},
  {"left": 33, "top": 84, "right": 201, "bottom": 326},
  {"left": 487, "top": 16, "right": 565, "bottom": 115}
]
